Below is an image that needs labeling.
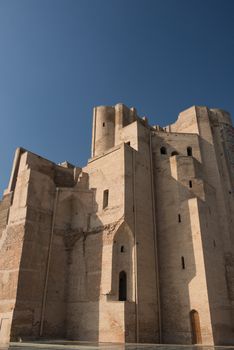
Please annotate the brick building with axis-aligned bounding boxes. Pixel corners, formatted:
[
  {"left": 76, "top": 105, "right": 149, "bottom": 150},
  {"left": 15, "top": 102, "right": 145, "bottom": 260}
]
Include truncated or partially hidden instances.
[{"left": 0, "top": 104, "right": 234, "bottom": 345}]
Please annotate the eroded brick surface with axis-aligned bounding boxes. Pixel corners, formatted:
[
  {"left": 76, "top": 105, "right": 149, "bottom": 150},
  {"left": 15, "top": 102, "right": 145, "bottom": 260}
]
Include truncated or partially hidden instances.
[{"left": 0, "top": 104, "right": 234, "bottom": 345}]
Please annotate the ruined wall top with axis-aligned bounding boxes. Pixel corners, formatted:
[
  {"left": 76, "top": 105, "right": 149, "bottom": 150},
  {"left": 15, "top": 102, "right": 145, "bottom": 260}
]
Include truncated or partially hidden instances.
[
  {"left": 91, "top": 103, "right": 149, "bottom": 157},
  {"left": 91, "top": 104, "right": 233, "bottom": 158}
]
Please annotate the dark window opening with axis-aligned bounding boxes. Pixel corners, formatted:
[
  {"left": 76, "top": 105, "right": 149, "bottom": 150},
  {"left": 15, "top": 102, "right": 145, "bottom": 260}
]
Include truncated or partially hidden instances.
[
  {"left": 189, "top": 180, "right": 192, "bottom": 188},
  {"left": 181, "top": 256, "right": 185, "bottom": 269},
  {"left": 178, "top": 214, "right": 181, "bottom": 223},
  {"left": 103, "top": 189, "right": 109, "bottom": 209},
  {"left": 103, "top": 122, "right": 105, "bottom": 127},
  {"left": 120, "top": 245, "right": 124, "bottom": 253},
  {"left": 171, "top": 151, "right": 179, "bottom": 156},
  {"left": 187, "top": 147, "right": 193, "bottom": 156},
  {"left": 119, "top": 271, "right": 127, "bottom": 301},
  {"left": 160, "top": 146, "right": 167, "bottom": 155}
]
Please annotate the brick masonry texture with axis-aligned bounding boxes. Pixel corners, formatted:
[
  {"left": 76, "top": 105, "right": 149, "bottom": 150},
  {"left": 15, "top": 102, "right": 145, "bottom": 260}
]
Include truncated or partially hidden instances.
[{"left": 0, "top": 104, "right": 234, "bottom": 345}]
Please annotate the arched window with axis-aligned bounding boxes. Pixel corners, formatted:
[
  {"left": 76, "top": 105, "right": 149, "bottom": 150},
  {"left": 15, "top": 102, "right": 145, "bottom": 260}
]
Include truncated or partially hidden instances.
[
  {"left": 187, "top": 147, "right": 193, "bottom": 156},
  {"left": 119, "top": 271, "right": 127, "bottom": 301},
  {"left": 160, "top": 146, "right": 167, "bottom": 155},
  {"left": 171, "top": 151, "right": 179, "bottom": 156},
  {"left": 190, "top": 310, "right": 202, "bottom": 344}
]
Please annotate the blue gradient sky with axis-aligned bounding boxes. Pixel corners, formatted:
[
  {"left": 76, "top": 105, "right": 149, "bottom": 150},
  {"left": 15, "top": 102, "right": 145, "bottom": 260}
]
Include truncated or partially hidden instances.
[{"left": 0, "top": 0, "right": 234, "bottom": 195}]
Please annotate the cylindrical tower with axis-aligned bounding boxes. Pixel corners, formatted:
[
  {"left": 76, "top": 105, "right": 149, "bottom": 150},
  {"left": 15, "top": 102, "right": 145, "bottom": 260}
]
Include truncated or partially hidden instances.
[
  {"left": 210, "top": 108, "right": 232, "bottom": 126},
  {"left": 91, "top": 106, "right": 115, "bottom": 157}
]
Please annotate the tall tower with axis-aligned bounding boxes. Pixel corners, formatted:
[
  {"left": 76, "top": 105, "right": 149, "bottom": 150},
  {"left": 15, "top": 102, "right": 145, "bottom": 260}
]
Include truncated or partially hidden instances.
[{"left": 91, "top": 103, "right": 137, "bottom": 157}]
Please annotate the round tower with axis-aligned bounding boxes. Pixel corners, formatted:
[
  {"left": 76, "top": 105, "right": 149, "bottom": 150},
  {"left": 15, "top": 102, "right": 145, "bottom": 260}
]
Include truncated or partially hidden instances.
[
  {"left": 92, "top": 106, "right": 116, "bottom": 157},
  {"left": 210, "top": 108, "right": 232, "bottom": 126}
]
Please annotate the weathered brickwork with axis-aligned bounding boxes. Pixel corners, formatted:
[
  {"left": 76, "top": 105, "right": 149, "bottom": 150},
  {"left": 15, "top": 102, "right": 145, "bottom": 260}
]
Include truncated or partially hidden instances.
[{"left": 0, "top": 104, "right": 233, "bottom": 345}]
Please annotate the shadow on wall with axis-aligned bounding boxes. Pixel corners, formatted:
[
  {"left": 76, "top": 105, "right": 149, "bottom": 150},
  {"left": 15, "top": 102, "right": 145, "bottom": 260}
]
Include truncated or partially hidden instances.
[
  {"left": 66, "top": 209, "right": 136, "bottom": 342},
  {"left": 154, "top": 134, "right": 234, "bottom": 345},
  {"left": 154, "top": 136, "right": 201, "bottom": 344},
  {"left": 197, "top": 136, "right": 234, "bottom": 345},
  {"left": 65, "top": 197, "right": 104, "bottom": 341},
  {"left": 9, "top": 152, "right": 137, "bottom": 343},
  {"left": 10, "top": 165, "right": 104, "bottom": 342}
]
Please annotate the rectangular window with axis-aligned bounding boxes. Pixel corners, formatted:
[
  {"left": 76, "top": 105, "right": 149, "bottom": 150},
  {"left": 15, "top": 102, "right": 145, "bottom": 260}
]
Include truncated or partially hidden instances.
[
  {"left": 178, "top": 214, "right": 181, "bottom": 223},
  {"left": 103, "top": 189, "right": 109, "bottom": 209}
]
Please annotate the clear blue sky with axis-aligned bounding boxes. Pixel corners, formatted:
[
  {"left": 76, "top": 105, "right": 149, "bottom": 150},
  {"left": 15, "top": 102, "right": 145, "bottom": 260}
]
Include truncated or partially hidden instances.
[{"left": 0, "top": 0, "right": 234, "bottom": 195}]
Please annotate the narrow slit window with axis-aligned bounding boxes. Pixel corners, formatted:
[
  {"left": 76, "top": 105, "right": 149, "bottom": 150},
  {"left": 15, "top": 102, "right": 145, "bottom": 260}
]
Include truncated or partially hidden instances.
[
  {"left": 103, "top": 189, "right": 109, "bottom": 209},
  {"left": 181, "top": 256, "right": 185, "bottom": 269},
  {"left": 103, "top": 122, "right": 105, "bottom": 127},
  {"left": 178, "top": 214, "right": 181, "bottom": 223},
  {"left": 189, "top": 180, "right": 192, "bottom": 188},
  {"left": 120, "top": 245, "right": 124, "bottom": 253},
  {"left": 160, "top": 146, "right": 167, "bottom": 155},
  {"left": 187, "top": 147, "right": 193, "bottom": 156}
]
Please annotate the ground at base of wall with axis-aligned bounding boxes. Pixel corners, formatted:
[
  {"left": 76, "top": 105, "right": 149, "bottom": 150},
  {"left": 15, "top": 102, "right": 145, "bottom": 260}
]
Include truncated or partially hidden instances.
[{"left": 4, "top": 341, "right": 234, "bottom": 350}]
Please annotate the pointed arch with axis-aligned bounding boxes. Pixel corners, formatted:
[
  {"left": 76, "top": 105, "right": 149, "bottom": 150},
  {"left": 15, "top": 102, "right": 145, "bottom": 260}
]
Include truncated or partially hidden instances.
[
  {"left": 113, "top": 221, "right": 134, "bottom": 243},
  {"left": 111, "top": 221, "right": 134, "bottom": 301}
]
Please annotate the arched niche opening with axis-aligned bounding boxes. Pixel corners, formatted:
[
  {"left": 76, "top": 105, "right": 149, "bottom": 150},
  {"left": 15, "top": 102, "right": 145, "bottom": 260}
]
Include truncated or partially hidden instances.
[
  {"left": 110, "top": 222, "right": 134, "bottom": 301},
  {"left": 190, "top": 309, "right": 202, "bottom": 344},
  {"left": 171, "top": 151, "right": 179, "bottom": 156}
]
